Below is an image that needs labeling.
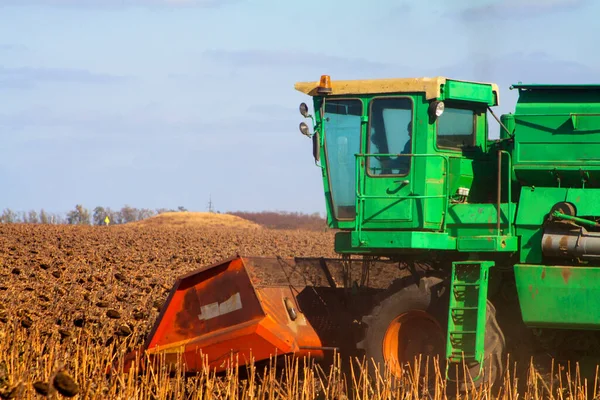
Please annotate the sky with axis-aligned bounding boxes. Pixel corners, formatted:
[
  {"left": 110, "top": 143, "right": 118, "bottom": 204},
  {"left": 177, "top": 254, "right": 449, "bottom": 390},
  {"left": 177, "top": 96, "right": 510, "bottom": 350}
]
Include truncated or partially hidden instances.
[{"left": 0, "top": 0, "right": 599, "bottom": 216}]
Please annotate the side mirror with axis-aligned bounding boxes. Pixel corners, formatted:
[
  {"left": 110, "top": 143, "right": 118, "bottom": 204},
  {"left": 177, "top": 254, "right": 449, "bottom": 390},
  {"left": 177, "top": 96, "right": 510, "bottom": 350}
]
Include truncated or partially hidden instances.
[
  {"left": 299, "top": 102, "right": 310, "bottom": 118},
  {"left": 299, "top": 122, "right": 311, "bottom": 137},
  {"left": 312, "top": 130, "right": 320, "bottom": 163}
]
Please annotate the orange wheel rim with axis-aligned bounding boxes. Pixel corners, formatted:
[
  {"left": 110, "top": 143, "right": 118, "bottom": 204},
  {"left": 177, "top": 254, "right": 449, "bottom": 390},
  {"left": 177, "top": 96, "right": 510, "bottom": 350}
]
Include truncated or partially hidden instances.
[{"left": 382, "top": 310, "right": 445, "bottom": 379}]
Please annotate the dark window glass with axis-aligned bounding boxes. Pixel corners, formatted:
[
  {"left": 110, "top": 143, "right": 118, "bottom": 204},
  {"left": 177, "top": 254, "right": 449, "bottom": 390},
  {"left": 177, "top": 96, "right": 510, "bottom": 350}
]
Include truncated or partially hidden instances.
[
  {"left": 437, "top": 107, "right": 475, "bottom": 149},
  {"left": 368, "top": 98, "right": 413, "bottom": 176}
]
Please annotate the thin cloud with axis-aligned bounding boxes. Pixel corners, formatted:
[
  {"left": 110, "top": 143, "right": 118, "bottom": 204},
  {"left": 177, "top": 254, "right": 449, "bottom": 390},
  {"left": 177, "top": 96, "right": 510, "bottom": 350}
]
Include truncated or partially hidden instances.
[
  {"left": 460, "top": 0, "right": 589, "bottom": 20},
  {"left": 0, "top": 66, "right": 129, "bottom": 89},
  {"left": 437, "top": 51, "right": 600, "bottom": 85},
  {"left": 0, "top": 0, "right": 241, "bottom": 7},
  {"left": 0, "top": 44, "right": 28, "bottom": 52},
  {"left": 246, "top": 104, "right": 298, "bottom": 116},
  {"left": 203, "top": 49, "right": 403, "bottom": 78},
  {"left": 0, "top": 105, "right": 294, "bottom": 141}
]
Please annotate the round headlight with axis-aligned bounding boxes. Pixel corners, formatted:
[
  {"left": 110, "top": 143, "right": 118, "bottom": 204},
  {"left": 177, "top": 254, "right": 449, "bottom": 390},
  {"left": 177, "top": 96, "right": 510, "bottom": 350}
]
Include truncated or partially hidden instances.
[{"left": 433, "top": 101, "right": 444, "bottom": 117}]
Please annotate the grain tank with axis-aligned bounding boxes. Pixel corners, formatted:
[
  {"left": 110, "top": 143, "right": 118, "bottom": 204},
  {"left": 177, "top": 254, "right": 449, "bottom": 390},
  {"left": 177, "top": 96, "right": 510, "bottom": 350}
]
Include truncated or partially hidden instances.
[{"left": 126, "top": 77, "right": 600, "bottom": 390}]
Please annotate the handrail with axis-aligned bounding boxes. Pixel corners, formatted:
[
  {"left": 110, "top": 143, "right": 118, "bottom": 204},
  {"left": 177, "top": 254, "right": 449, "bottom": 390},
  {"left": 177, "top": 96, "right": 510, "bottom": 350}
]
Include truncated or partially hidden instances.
[
  {"left": 354, "top": 153, "right": 450, "bottom": 245},
  {"left": 496, "top": 150, "right": 513, "bottom": 236}
]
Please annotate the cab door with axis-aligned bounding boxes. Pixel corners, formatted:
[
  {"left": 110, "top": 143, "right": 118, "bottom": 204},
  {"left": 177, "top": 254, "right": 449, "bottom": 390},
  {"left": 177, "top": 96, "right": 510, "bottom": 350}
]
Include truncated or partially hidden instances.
[{"left": 359, "top": 96, "right": 417, "bottom": 230}]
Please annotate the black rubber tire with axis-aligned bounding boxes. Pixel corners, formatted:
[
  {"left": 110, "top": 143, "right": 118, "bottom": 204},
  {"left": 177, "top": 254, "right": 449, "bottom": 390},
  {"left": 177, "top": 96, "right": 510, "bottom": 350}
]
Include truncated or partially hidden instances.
[
  {"left": 448, "top": 301, "right": 506, "bottom": 393},
  {"left": 357, "top": 275, "right": 448, "bottom": 386},
  {"left": 357, "top": 274, "right": 505, "bottom": 392}
]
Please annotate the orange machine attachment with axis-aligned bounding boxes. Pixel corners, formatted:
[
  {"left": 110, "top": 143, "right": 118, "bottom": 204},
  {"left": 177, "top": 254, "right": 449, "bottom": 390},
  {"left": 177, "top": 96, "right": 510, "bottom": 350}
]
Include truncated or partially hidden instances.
[{"left": 123, "top": 256, "right": 328, "bottom": 374}]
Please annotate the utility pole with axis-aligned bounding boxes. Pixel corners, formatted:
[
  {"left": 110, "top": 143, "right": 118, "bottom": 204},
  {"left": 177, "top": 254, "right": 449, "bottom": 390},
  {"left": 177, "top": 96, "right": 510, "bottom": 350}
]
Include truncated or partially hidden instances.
[{"left": 207, "top": 195, "right": 214, "bottom": 213}]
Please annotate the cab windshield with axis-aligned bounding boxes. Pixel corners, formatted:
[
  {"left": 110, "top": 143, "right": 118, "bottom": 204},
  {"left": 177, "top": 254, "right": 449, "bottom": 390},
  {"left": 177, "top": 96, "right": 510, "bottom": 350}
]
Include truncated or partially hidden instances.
[{"left": 323, "top": 98, "right": 362, "bottom": 220}]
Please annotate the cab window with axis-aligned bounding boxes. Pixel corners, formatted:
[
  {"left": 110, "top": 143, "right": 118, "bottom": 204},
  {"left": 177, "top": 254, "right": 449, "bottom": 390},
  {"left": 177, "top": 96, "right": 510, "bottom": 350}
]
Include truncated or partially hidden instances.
[
  {"left": 436, "top": 107, "right": 475, "bottom": 150},
  {"left": 323, "top": 99, "right": 362, "bottom": 220},
  {"left": 367, "top": 97, "right": 413, "bottom": 176}
]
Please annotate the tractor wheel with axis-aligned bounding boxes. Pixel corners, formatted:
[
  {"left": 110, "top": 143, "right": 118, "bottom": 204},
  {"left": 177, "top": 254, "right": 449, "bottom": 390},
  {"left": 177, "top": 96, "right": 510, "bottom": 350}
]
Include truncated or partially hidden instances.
[
  {"left": 356, "top": 274, "right": 505, "bottom": 392},
  {"left": 447, "top": 300, "right": 505, "bottom": 393}
]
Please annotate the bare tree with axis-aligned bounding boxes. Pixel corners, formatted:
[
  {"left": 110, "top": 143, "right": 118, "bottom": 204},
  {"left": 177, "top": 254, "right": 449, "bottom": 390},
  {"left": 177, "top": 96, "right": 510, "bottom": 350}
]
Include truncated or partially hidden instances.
[
  {"left": 0, "top": 209, "right": 17, "bottom": 224},
  {"left": 40, "top": 209, "right": 50, "bottom": 224},
  {"left": 67, "top": 204, "right": 91, "bottom": 225},
  {"left": 27, "top": 210, "right": 39, "bottom": 224}
]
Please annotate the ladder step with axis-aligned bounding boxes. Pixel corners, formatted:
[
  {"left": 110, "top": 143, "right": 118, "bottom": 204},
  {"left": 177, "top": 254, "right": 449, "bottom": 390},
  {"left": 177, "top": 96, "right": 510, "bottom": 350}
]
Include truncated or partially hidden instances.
[
  {"left": 449, "top": 352, "right": 476, "bottom": 358},
  {"left": 445, "top": 261, "right": 494, "bottom": 382}
]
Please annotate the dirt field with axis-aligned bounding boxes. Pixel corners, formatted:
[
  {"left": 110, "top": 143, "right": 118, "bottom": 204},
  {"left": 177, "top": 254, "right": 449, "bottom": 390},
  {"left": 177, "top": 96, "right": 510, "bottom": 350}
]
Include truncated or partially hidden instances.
[
  {"left": 0, "top": 221, "right": 337, "bottom": 399},
  {"left": 0, "top": 219, "right": 595, "bottom": 399}
]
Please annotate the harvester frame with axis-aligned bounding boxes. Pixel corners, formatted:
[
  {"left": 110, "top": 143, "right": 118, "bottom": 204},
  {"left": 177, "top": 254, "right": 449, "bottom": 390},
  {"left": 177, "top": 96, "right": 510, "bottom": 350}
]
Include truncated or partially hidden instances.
[{"left": 125, "top": 75, "right": 600, "bottom": 391}]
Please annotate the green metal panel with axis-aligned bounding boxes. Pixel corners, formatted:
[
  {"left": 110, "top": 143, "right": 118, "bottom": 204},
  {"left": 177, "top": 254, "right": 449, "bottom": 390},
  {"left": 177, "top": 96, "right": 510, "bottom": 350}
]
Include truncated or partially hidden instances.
[
  {"left": 571, "top": 114, "right": 600, "bottom": 131},
  {"left": 456, "top": 236, "right": 517, "bottom": 252},
  {"left": 344, "top": 230, "right": 456, "bottom": 251},
  {"left": 564, "top": 188, "right": 600, "bottom": 215},
  {"left": 512, "top": 114, "right": 600, "bottom": 188},
  {"left": 443, "top": 80, "right": 498, "bottom": 106},
  {"left": 510, "top": 85, "right": 600, "bottom": 188},
  {"left": 446, "top": 261, "right": 493, "bottom": 380},
  {"left": 515, "top": 264, "right": 600, "bottom": 329},
  {"left": 333, "top": 230, "right": 516, "bottom": 253},
  {"left": 514, "top": 187, "right": 568, "bottom": 226},
  {"left": 446, "top": 203, "right": 513, "bottom": 237}
]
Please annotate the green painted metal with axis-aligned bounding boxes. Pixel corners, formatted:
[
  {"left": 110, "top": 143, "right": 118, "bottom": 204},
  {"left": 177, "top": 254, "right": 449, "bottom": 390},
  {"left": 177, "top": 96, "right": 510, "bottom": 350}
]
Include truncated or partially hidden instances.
[
  {"left": 334, "top": 230, "right": 517, "bottom": 254},
  {"left": 571, "top": 113, "right": 600, "bottom": 132},
  {"left": 510, "top": 84, "right": 600, "bottom": 188},
  {"left": 294, "top": 75, "right": 600, "bottom": 351},
  {"left": 442, "top": 80, "right": 498, "bottom": 106},
  {"left": 446, "top": 261, "right": 493, "bottom": 380},
  {"left": 514, "top": 264, "right": 600, "bottom": 329}
]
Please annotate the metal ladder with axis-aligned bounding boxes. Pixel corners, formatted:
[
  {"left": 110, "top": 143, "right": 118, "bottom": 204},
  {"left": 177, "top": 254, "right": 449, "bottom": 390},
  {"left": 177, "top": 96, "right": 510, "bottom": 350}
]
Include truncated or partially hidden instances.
[{"left": 445, "top": 261, "right": 493, "bottom": 381}]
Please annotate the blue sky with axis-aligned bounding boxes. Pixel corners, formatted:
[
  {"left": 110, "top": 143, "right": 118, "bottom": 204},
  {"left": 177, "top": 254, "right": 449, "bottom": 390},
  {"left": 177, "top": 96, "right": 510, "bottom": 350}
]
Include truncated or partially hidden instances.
[{"left": 0, "top": 0, "right": 598, "bottom": 215}]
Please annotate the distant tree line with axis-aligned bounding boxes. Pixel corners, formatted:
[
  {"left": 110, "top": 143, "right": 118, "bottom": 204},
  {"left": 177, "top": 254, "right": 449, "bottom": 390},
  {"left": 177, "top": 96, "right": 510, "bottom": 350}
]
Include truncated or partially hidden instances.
[
  {"left": 0, "top": 205, "right": 189, "bottom": 225},
  {"left": 0, "top": 205, "right": 328, "bottom": 231},
  {"left": 229, "top": 211, "right": 328, "bottom": 231}
]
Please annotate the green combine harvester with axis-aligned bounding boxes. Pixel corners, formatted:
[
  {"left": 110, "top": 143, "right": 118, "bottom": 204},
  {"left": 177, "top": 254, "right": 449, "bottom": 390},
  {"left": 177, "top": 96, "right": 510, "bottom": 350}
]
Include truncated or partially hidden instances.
[{"left": 132, "top": 75, "right": 600, "bottom": 391}]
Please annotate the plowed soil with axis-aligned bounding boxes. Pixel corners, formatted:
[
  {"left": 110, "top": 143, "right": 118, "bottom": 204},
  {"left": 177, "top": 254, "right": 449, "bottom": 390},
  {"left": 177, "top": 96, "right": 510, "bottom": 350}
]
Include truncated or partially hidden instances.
[
  {"left": 0, "top": 223, "right": 337, "bottom": 398},
  {"left": 0, "top": 223, "right": 336, "bottom": 331}
]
